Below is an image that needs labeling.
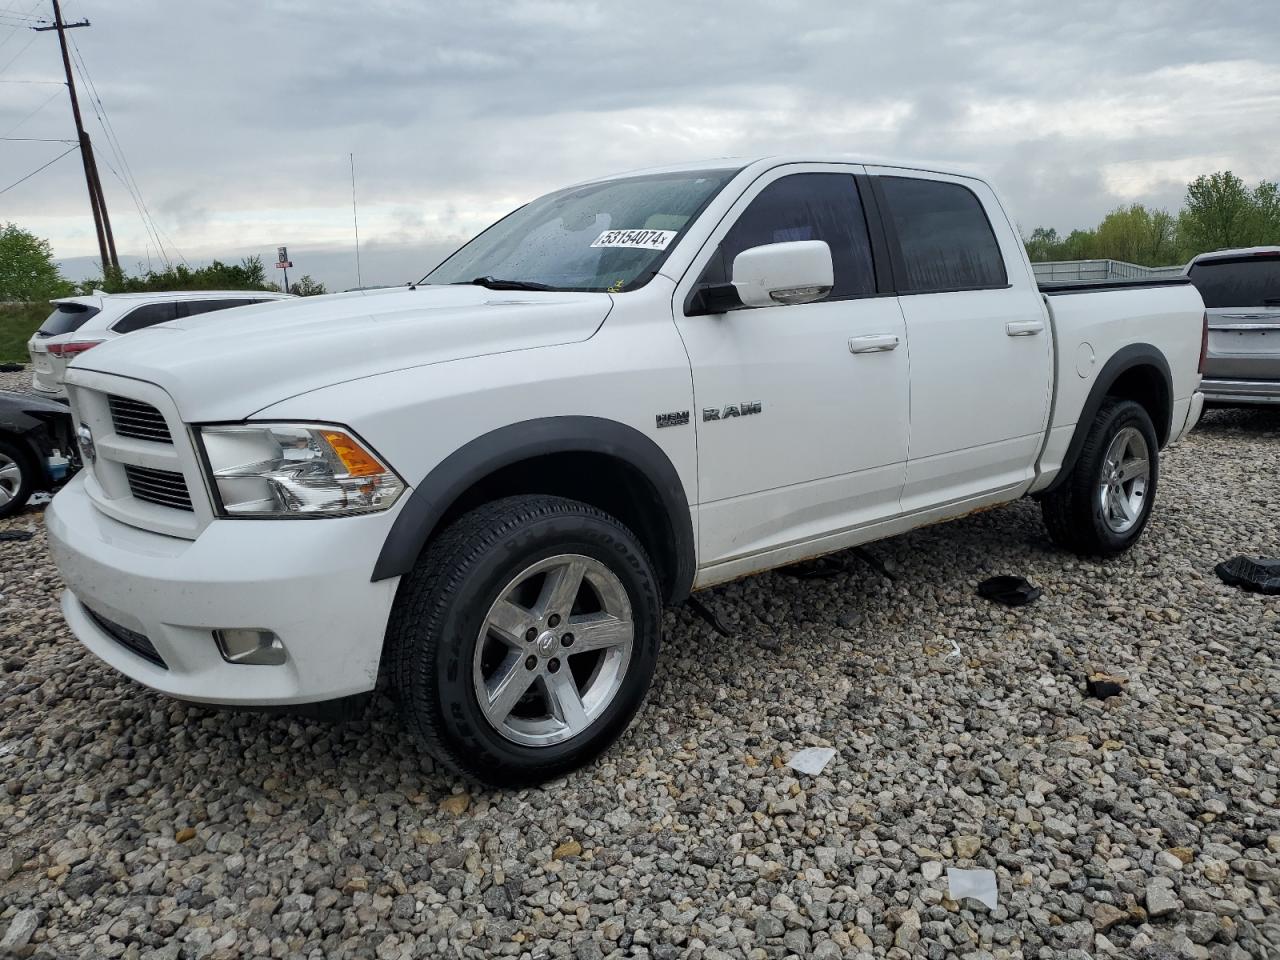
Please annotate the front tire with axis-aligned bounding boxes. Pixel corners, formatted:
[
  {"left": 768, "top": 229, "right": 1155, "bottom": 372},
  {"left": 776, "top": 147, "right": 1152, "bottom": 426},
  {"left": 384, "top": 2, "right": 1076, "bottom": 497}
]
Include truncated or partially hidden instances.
[
  {"left": 0, "top": 438, "right": 36, "bottom": 520},
  {"left": 1040, "top": 399, "right": 1159, "bottom": 556},
  {"left": 386, "top": 495, "right": 662, "bottom": 787}
]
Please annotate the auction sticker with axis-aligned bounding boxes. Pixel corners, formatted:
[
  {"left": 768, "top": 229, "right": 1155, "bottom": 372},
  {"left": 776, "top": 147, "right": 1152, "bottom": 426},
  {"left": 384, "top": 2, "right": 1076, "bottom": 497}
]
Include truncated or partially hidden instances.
[{"left": 591, "top": 228, "right": 677, "bottom": 250}]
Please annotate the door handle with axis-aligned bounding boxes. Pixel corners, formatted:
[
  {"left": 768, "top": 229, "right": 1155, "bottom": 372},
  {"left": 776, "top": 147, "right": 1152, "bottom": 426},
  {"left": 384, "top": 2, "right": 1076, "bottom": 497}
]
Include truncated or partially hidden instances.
[
  {"left": 848, "top": 334, "right": 900, "bottom": 354},
  {"left": 1006, "top": 320, "right": 1044, "bottom": 337}
]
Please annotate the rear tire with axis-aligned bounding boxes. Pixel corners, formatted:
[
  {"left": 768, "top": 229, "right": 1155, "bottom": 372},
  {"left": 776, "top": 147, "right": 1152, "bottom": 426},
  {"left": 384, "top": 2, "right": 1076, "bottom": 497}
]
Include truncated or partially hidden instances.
[
  {"left": 386, "top": 495, "right": 662, "bottom": 787},
  {"left": 1040, "top": 399, "right": 1159, "bottom": 556},
  {"left": 0, "top": 437, "right": 36, "bottom": 520}
]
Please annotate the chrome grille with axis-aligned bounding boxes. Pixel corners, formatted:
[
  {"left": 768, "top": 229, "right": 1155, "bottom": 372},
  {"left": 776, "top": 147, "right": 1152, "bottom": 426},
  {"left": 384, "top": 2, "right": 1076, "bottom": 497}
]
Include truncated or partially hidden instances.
[
  {"left": 123, "top": 464, "right": 193, "bottom": 511},
  {"left": 108, "top": 395, "right": 172, "bottom": 444}
]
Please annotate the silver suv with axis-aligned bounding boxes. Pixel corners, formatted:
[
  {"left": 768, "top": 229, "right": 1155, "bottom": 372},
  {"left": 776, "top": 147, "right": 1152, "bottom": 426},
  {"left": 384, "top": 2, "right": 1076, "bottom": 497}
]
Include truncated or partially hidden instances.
[
  {"left": 1186, "top": 247, "right": 1280, "bottom": 406},
  {"left": 28, "top": 290, "right": 294, "bottom": 398}
]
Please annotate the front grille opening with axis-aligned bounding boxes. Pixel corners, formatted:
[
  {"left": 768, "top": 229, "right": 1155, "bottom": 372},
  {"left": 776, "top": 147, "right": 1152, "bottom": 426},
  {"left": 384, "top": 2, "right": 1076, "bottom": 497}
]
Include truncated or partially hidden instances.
[
  {"left": 85, "top": 606, "right": 167, "bottom": 669},
  {"left": 124, "top": 464, "right": 193, "bottom": 511},
  {"left": 108, "top": 395, "right": 173, "bottom": 444}
]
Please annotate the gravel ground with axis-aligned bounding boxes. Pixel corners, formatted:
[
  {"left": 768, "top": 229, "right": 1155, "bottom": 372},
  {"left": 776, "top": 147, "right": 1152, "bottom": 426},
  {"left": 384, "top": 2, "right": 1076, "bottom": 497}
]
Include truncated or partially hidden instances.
[{"left": 1, "top": 365, "right": 1277, "bottom": 960}]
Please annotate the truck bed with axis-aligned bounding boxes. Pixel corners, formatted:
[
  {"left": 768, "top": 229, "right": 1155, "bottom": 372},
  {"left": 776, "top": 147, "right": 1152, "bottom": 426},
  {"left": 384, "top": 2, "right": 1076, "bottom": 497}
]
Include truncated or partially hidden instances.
[{"left": 1038, "top": 276, "right": 1193, "bottom": 295}]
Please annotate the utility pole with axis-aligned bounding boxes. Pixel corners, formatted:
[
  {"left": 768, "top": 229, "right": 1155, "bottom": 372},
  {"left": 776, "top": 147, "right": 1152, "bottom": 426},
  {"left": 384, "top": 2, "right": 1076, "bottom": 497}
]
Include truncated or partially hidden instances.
[{"left": 34, "top": 0, "right": 120, "bottom": 275}]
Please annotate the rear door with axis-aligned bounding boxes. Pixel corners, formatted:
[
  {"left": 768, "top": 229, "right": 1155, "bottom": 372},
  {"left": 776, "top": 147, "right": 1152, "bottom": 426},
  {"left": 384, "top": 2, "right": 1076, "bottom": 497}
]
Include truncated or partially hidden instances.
[
  {"left": 867, "top": 169, "right": 1052, "bottom": 512},
  {"left": 1188, "top": 252, "right": 1280, "bottom": 382}
]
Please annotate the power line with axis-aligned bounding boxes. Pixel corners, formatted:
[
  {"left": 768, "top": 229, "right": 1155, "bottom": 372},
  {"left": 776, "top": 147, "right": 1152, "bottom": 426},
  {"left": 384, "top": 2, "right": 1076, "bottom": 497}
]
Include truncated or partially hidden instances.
[
  {"left": 68, "top": 32, "right": 172, "bottom": 267},
  {"left": 0, "top": 25, "right": 35, "bottom": 70},
  {"left": 32, "top": 0, "right": 117, "bottom": 272},
  {"left": 0, "top": 140, "right": 76, "bottom": 195},
  {"left": 0, "top": 84, "right": 62, "bottom": 138},
  {"left": 0, "top": 1, "right": 43, "bottom": 44}
]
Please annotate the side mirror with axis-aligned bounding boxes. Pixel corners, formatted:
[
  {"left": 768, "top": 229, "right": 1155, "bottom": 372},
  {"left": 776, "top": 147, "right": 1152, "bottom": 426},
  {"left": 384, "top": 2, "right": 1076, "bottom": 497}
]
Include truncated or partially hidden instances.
[{"left": 732, "top": 240, "right": 833, "bottom": 307}]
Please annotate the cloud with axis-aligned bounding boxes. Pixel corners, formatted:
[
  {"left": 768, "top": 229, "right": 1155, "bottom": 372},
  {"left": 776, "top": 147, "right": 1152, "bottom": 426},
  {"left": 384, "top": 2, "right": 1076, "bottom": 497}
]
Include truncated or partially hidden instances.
[{"left": 2, "top": 0, "right": 1276, "bottom": 289}]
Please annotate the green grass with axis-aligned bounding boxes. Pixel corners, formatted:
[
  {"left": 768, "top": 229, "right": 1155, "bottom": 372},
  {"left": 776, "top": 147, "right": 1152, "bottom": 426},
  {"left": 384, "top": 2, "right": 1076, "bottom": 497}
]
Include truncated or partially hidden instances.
[{"left": 0, "top": 303, "right": 48, "bottom": 365}]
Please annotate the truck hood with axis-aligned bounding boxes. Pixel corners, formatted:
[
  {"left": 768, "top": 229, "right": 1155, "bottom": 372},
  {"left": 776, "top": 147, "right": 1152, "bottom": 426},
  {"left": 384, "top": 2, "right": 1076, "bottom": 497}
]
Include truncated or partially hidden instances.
[{"left": 69, "top": 285, "right": 612, "bottom": 421}]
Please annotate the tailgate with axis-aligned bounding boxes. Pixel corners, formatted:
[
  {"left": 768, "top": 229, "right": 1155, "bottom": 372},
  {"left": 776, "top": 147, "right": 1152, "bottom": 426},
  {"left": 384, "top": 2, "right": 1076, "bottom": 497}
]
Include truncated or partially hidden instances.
[{"left": 1206, "top": 309, "right": 1280, "bottom": 381}]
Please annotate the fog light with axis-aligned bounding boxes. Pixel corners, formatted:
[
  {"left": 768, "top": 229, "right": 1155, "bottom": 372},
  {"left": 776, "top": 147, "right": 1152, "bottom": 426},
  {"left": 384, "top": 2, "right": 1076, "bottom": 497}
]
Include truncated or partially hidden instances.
[{"left": 214, "top": 628, "right": 286, "bottom": 665}]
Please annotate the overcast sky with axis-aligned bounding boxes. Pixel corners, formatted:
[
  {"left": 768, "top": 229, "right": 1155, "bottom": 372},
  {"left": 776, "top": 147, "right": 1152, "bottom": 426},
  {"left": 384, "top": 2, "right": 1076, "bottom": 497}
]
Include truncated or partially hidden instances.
[{"left": 1, "top": 0, "right": 1277, "bottom": 289}]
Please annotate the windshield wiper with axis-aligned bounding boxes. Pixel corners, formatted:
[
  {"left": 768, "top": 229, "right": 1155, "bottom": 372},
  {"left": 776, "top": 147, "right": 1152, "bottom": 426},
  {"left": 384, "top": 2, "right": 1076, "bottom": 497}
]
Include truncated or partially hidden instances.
[
  {"left": 1263, "top": 297, "right": 1280, "bottom": 306},
  {"left": 453, "top": 276, "right": 558, "bottom": 291}
]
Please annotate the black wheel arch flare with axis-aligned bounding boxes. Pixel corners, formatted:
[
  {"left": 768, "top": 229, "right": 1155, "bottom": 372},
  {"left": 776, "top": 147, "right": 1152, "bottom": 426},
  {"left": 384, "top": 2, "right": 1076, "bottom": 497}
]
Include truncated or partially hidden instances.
[
  {"left": 1044, "top": 342, "right": 1174, "bottom": 494},
  {"left": 370, "top": 416, "right": 696, "bottom": 603}
]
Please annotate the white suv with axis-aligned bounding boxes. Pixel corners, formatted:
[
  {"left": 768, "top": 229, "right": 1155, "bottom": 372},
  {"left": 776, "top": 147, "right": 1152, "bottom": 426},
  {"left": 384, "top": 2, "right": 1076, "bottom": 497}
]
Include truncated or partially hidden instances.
[{"left": 28, "top": 290, "right": 294, "bottom": 398}]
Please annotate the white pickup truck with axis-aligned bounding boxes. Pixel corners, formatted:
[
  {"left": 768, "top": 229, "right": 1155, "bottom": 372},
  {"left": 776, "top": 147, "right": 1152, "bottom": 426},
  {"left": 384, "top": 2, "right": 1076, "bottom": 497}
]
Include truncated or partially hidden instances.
[{"left": 47, "top": 157, "right": 1206, "bottom": 786}]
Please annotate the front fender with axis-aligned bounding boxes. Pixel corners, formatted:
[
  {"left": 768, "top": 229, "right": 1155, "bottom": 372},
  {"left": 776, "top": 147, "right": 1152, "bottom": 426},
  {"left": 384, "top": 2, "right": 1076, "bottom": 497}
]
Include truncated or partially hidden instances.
[{"left": 370, "top": 416, "right": 695, "bottom": 602}]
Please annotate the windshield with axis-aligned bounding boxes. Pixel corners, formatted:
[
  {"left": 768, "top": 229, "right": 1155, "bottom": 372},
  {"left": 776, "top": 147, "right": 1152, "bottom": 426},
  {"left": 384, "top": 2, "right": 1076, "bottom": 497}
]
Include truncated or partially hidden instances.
[
  {"left": 423, "top": 168, "right": 741, "bottom": 293},
  {"left": 1188, "top": 255, "right": 1280, "bottom": 308},
  {"left": 38, "top": 302, "right": 99, "bottom": 337}
]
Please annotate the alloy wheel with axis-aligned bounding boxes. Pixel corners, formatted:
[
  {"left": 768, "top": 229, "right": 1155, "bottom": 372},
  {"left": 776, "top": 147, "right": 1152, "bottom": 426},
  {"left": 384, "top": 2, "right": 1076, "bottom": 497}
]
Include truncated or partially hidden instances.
[
  {"left": 0, "top": 452, "right": 22, "bottom": 509},
  {"left": 1098, "top": 426, "right": 1150, "bottom": 534},
  {"left": 472, "top": 554, "right": 634, "bottom": 747}
]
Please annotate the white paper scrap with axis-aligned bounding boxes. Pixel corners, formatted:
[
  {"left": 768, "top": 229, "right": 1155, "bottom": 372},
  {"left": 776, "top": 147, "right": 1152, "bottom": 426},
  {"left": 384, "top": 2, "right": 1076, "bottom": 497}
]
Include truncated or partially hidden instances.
[
  {"left": 786, "top": 747, "right": 836, "bottom": 776},
  {"left": 947, "top": 867, "right": 998, "bottom": 909}
]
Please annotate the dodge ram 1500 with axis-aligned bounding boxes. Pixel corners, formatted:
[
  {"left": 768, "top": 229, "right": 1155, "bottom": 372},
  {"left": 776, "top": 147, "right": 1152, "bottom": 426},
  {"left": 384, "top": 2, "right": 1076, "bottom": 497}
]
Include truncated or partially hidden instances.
[{"left": 46, "top": 157, "right": 1206, "bottom": 785}]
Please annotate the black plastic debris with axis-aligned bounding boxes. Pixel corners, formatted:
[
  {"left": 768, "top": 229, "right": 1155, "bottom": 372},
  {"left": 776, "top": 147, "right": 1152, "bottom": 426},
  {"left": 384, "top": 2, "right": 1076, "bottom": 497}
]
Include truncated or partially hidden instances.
[
  {"left": 0, "top": 530, "right": 34, "bottom": 542},
  {"left": 781, "top": 556, "right": 849, "bottom": 580},
  {"left": 0, "top": 363, "right": 21, "bottom": 373},
  {"left": 1086, "top": 672, "right": 1128, "bottom": 699},
  {"left": 684, "top": 595, "right": 731, "bottom": 638},
  {"left": 1215, "top": 556, "right": 1280, "bottom": 595},
  {"left": 852, "top": 547, "right": 897, "bottom": 581},
  {"left": 977, "top": 575, "right": 1041, "bottom": 607}
]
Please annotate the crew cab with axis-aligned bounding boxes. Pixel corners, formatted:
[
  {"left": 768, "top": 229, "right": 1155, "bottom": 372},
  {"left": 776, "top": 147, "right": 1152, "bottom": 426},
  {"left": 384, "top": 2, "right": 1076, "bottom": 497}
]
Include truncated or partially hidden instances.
[{"left": 46, "top": 157, "right": 1206, "bottom": 786}]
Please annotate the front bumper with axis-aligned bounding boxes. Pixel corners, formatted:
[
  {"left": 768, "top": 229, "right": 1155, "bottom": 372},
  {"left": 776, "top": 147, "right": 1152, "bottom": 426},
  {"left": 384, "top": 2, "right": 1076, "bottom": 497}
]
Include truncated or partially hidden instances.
[
  {"left": 46, "top": 473, "right": 402, "bottom": 706},
  {"left": 1200, "top": 378, "right": 1280, "bottom": 406}
]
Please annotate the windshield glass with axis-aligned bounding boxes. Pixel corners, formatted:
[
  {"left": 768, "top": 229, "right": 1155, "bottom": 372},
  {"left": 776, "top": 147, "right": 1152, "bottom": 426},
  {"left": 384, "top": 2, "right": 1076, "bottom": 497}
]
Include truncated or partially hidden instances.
[
  {"left": 37, "top": 302, "right": 100, "bottom": 337},
  {"left": 423, "top": 168, "right": 741, "bottom": 292},
  {"left": 1189, "top": 256, "right": 1280, "bottom": 308}
]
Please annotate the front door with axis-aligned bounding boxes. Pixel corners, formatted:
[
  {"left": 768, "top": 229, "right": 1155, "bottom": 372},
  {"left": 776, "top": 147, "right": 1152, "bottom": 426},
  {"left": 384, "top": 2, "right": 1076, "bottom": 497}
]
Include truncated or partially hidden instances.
[{"left": 673, "top": 166, "right": 910, "bottom": 573}]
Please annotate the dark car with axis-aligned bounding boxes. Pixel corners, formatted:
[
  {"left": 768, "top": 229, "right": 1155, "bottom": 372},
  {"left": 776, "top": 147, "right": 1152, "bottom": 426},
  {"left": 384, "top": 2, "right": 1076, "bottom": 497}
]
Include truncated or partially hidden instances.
[{"left": 0, "top": 391, "right": 77, "bottom": 518}]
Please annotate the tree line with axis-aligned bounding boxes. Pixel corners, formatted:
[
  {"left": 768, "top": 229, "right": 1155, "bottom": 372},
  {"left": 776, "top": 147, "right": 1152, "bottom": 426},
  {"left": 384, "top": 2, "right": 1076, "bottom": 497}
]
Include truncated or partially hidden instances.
[
  {"left": 1023, "top": 171, "right": 1280, "bottom": 267},
  {"left": 0, "top": 223, "right": 326, "bottom": 302},
  {"left": 5, "top": 169, "right": 1279, "bottom": 301}
]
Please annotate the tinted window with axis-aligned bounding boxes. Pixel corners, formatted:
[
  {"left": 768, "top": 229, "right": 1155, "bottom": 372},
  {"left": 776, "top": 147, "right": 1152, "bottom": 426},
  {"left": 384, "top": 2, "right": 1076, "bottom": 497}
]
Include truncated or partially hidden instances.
[
  {"left": 879, "top": 177, "right": 1007, "bottom": 293},
  {"left": 113, "top": 302, "right": 179, "bottom": 334},
  {"left": 37, "top": 303, "right": 100, "bottom": 337},
  {"left": 699, "top": 173, "right": 876, "bottom": 299},
  {"left": 177, "top": 299, "right": 256, "bottom": 318},
  {"left": 1188, "top": 257, "right": 1280, "bottom": 308}
]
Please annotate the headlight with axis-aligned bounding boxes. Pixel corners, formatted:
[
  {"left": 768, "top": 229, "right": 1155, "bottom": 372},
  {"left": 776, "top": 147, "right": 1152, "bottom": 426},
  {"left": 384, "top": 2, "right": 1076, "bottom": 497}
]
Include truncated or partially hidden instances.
[{"left": 197, "top": 423, "right": 404, "bottom": 518}]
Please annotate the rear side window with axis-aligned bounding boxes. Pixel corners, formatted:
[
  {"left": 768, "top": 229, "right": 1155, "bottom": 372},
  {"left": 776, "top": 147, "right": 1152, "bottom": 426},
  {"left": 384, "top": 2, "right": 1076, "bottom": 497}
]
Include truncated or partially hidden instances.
[
  {"left": 112, "top": 302, "right": 179, "bottom": 334},
  {"left": 176, "top": 299, "right": 256, "bottom": 318},
  {"left": 879, "top": 177, "right": 1007, "bottom": 293},
  {"left": 1188, "top": 256, "right": 1280, "bottom": 308},
  {"left": 38, "top": 303, "right": 100, "bottom": 337},
  {"left": 699, "top": 173, "right": 876, "bottom": 299}
]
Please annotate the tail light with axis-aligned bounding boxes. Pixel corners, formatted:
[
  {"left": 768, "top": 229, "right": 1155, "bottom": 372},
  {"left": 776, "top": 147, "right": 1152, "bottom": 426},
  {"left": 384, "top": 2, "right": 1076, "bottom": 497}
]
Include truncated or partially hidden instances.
[
  {"left": 47, "top": 340, "right": 103, "bottom": 358},
  {"left": 1198, "top": 311, "right": 1208, "bottom": 375}
]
